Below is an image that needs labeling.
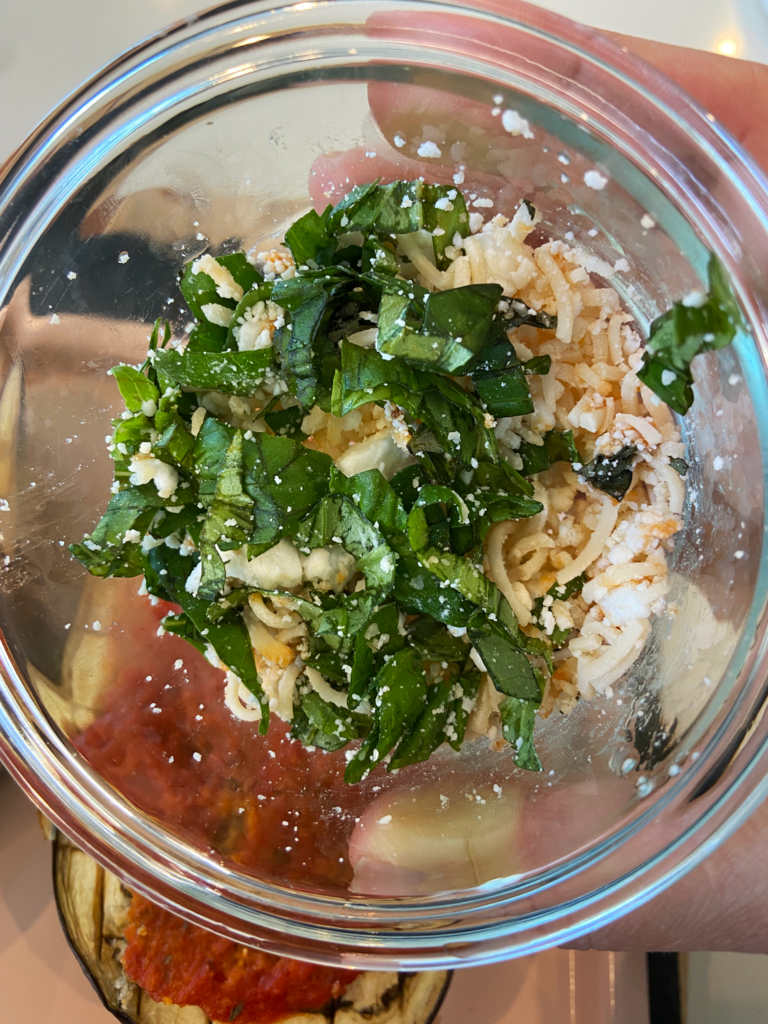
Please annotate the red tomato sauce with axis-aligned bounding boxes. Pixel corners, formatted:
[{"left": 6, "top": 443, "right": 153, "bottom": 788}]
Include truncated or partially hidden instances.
[
  {"left": 74, "top": 589, "right": 387, "bottom": 890},
  {"left": 122, "top": 894, "right": 358, "bottom": 1023}
]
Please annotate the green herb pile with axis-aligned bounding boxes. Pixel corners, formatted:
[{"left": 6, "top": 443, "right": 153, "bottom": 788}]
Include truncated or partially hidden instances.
[{"left": 70, "top": 180, "right": 741, "bottom": 782}]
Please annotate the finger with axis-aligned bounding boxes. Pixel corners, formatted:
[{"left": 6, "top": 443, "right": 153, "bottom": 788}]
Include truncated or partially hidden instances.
[
  {"left": 363, "top": 8, "right": 580, "bottom": 173},
  {"left": 605, "top": 32, "right": 768, "bottom": 171},
  {"left": 348, "top": 772, "right": 523, "bottom": 895}
]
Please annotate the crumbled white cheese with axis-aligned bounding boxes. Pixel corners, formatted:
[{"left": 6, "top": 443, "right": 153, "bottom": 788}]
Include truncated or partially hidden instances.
[
  {"left": 118, "top": 252, "right": 130, "bottom": 264},
  {"left": 508, "top": 201, "right": 540, "bottom": 243},
  {"left": 640, "top": 214, "right": 655, "bottom": 230},
  {"left": 253, "top": 248, "right": 296, "bottom": 281},
  {"left": 180, "top": 535, "right": 198, "bottom": 557},
  {"left": 469, "top": 647, "right": 488, "bottom": 672},
  {"left": 300, "top": 544, "right": 356, "bottom": 593},
  {"left": 682, "top": 290, "right": 707, "bottom": 308},
  {"left": 597, "top": 584, "right": 662, "bottom": 627},
  {"left": 347, "top": 327, "right": 378, "bottom": 349},
  {"left": 185, "top": 561, "right": 202, "bottom": 597},
  {"left": 222, "top": 537, "right": 303, "bottom": 590},
  {"left": 501, "top": 109, "right": 534, "bottom": 139},
  {"left": 190, "top": 407, "right": 206, "bottom": 436},
  {"left": 200, "top": 302, "right": 235, "bottom": 327},
  {"left": 123, "top": 529, "right": 141, "bottom": 544},
  {"left": 394, "top": 134, "right": 406, "bottom": 148},
  {"left": 453, "top": 168, "right": 465, "bottom": 185},
  {"left": 191, "top": 253, "right": 244, "bottom": 301},
  {"left": 417, "top": 141, "right": 442, "bottom": 158},
  {"left": 469, "top": 212, "right": 484, "bottom": 233},
  {"left": 446, "top": 624, "right": 468, "bottom": 638},
  {"left": 141, "top": 399, "right": 157, "bottom": 417},
  {"left": 234, "top": 299, "right": 284, "bottom": 351},
  {"left": 335, "top": 429, "right": 414, "bottom": 480},
  {"left": 660, "top": 369, "right": 677, "bottom": 386},
  {"left": 434, "top": 197, "right": 454, "bottom": 211},
  {"left": 129, "top": 455, "right": 179, "bottom": 499},
  {"left": 583, "top": 169, "right": 608, "bottom": 190},
  {"left": 383, "top": 402, "right": 412, "bottom": 451}
]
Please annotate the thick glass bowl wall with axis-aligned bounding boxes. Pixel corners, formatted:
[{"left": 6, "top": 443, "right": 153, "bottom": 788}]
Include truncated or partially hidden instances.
[{"left": 0, "top": 0, "right": 767, "bottom": 966}]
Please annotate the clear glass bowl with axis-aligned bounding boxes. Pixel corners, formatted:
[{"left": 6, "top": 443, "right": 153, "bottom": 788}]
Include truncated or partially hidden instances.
[{"left": 1, "top": 0, "right": 768, "bottom": 968}]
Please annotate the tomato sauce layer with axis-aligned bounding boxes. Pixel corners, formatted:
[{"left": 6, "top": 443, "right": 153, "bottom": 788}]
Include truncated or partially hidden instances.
[
  {"left": 73, "top": 588, "right": 387, "bottom": 890},
  {"left": 123, "top": 895, "right": 357, "bottom": 1023}
]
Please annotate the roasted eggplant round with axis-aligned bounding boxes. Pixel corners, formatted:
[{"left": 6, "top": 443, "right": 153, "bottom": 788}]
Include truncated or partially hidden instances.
[{"left": 52, "top": 831, "right": 451, "bottom": 1024}]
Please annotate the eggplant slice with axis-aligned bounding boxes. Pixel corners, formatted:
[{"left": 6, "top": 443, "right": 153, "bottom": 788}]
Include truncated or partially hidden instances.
[{"left": 52, "top": 832, "right": 451, "bottom": 1024}]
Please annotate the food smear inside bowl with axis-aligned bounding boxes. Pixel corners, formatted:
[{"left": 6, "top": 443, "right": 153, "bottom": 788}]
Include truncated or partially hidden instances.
[{"left": 68, "top": 179, "right": 741, "bottom": 890}]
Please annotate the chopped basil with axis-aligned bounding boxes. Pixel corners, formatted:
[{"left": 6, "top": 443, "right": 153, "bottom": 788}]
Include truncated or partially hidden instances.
[
  {"left": 295, "top": 495, "right": 396, "bottom": 592},
  {"left": 376, "top": 283, "right": 504, "bottom": 374},
  {"left": 325, "top": 179, "right": 469, "bottom": 270},
  {"left": 328, "top": 466, "right": 408, "bottom": 546},
  {"left": 669, "top": 456, "right": 689, "bottom": 477},
  {"left": 263, "top": 404, "right": 306, "bottom": 438},
  {"left": 291, "top": 690, "right": 371, "bottom": 751},
  {"left": 580, "top": 445, "right": 638, "bottom": 502},
  {"left": 243, "top": 433, "right": 332, "bottom": 554},
  {"left": 153, "top": 349, "right": 273, "bottom": 395},
  {"left": 392, "top": 555, "right": 477, "bottom": 626},
  {"left": 69, "top": 485, "right": 162, "bottom": 578},
  {"left": 468, "top": 628, "right": 541, "bottom": 701},
  {"left": 344, "top": 647, "right": 427, "bottom": 783},
  {"left": 197, "top": 431, "right": 254, "bottom": 601},
  {"left": 500, "top": 690, "right": 543, "bottom": 772},
  {"left": 405, "top": 615, "right": 471, "bottom": 662},
  {"left": 519, "top": 429, "right": 580, "bottom": 477},
  {"left": 284, "top": 207, "right": 336, "bottom": 267},
  {"left": 108, "top": 365, "right": 159, "bottom": 413},
  {"left": 637, "top": 253, "right": 744, "bottom": 415},
  {"left": 388, "top": 678, "right": 454, "bottom": 769}
]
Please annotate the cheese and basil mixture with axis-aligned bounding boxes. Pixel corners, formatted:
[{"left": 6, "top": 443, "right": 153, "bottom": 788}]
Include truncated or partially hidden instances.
[{"left": 71, "top": 180, "right": 741, "bottom": 781}]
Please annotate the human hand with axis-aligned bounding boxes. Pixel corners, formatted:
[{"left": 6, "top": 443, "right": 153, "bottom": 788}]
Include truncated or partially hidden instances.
[{"left": 609, "top": 33, "right": 768, "bottom": 173}]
